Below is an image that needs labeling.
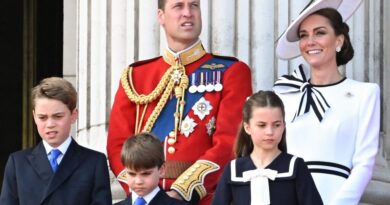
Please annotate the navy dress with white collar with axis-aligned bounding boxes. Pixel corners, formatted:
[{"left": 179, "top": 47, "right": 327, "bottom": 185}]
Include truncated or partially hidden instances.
[{"left": 212, "top": 152, "right": 323, "bottom": 205}]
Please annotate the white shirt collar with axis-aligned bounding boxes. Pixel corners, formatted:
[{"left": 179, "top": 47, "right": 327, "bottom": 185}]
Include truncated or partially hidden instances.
[
  {"left": 43, "top": 136, "right": 72, "bottom": 155},
  {"left": 132, "top": 186, "right": 160, "bottom": 205}
]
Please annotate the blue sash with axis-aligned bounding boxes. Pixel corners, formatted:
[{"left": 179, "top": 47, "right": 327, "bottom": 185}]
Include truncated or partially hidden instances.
[{"left": 152, "top": 57, "right": 235, "bottom": 141}]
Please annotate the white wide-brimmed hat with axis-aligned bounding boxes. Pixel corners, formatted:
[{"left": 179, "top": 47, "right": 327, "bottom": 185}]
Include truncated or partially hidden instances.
[{"left": 276, "top": 0, "right": 364, "bottom": 60}]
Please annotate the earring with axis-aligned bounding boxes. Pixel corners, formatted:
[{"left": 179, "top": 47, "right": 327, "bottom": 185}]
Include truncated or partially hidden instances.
[{"left": 336, "top": 46, "right": 341, "bottom": 53}]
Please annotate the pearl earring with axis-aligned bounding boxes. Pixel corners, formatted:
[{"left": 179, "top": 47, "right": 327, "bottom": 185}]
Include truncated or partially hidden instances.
[{"left": 336, "top": 46, "right": 341, "bottom": 53}]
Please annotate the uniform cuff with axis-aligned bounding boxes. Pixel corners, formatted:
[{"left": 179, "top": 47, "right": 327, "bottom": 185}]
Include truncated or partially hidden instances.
[
  {"left": 117, "top": 169, "right": 128, "bottom": 184},
  {"left": 170, "top": 160, "right": 220, "bottom": 201}
]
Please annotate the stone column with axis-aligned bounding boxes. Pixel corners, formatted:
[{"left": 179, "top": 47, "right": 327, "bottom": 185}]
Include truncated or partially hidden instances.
[{"left": 359, "top": 0, "right": 390, "bottom": 204}]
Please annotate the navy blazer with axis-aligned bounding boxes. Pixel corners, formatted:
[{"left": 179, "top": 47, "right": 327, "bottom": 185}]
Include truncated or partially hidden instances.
[
  {"left": 114, "top": 190, "right": 188, "bottom": 205},
  {"left": 0, "top": 139, "right": 112, "bottom": 205}
]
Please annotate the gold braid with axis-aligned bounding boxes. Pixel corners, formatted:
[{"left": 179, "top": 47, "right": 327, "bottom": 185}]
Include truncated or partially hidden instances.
[
  {"left": 121, "top": 65, "right": 175, "bottom": 105},
  {"left": 173, "top": 68, "right": 189, "bottom": 137},
  {"left": 142, "top": 79, "right": 175, "bottom": 132},
  {"left": 120, "top": 62, "right": 189, "bottom": 135}
]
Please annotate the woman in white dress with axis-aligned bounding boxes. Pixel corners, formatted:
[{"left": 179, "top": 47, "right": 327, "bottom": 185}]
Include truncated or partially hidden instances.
[{"left": 273, "top": 0, "right": 380, "bottom": 204}]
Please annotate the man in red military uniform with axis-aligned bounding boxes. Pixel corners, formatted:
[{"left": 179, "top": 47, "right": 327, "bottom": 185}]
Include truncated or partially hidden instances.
[{"left": 107, "top": 0, "right": 252, "bottom": 204}]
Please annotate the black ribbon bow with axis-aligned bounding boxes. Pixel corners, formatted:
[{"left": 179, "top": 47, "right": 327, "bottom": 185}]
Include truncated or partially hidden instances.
[{"left": 273, "top": 64, "right": 330, "bottom": 122}]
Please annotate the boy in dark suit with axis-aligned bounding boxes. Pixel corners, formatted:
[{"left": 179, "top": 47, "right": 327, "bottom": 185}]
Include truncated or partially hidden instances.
[
  {"left": 0, "top": 77, "right": 112, "bottom": 205},
  {"left": 114, "top": 133, "right": 188, "bottom": 205}
]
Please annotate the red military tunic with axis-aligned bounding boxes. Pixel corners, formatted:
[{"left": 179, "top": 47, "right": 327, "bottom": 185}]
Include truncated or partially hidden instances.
[{"left": 107, "top": 41, "right": 252, "bottom": 204}]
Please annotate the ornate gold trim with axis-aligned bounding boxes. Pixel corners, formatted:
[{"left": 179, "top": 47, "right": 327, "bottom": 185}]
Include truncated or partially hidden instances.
[
  {"left": 120, "top": 61, "right": 188, "bottom": 136},
  {"left": 120, "top": 66, "right": 172, "bottom": 105},
  {"left": 171, "top": 160, "right": 220, "bottom": 201},
  {"left": 117, "top": 169, "right": 128, "bottom": 183},
  {"left": 163, "top": 41, "right": 206, "bottom": 66}
]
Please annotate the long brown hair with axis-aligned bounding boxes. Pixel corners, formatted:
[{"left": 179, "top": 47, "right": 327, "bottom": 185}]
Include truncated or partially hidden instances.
[{"left": 234, "top": 90, "right": 287, "bottom": 158}]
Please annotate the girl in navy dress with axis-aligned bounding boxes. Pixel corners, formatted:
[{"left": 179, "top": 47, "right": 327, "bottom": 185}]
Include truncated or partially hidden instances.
[{"left": 212, "top": 90, "right": 323, "bottom": 205}]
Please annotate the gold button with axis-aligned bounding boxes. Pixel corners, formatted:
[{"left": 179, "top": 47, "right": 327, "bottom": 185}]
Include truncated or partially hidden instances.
[
  {"left": 195, "top": 164, "right": 200, "bottom": 168},
  {"left": 168, "top": 138, "right": 176, "bottom": 145},
  {"left": 168, "top": 147, "right": 176, "bottom": 154},
  {"left": 169, "top": 131, "right": 175, "bottom": 137}
]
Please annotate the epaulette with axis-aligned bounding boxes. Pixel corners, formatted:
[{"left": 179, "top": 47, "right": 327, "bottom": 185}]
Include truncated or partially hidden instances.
[
  {"left": 129, "top": 56, "right": 161, "bottom": 67},
  {"left": 211, "top": 54, "right": 239, "bottom": 62}
]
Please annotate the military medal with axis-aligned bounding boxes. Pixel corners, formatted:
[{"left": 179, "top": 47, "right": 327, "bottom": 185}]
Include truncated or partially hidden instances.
[
  {"left": 214, "top": 71, "right": 223, "bottom": 91},
  {"left": 192, "top": 97, "right": 213, "bottom": 120},
  {"left": 206, "top": 116, "right": 216, "bottom": 136},
  {"left": 189, "top": 73, "right": 197, "bottom": 93},
  {"left": 197, "top": 72, "right": 206, "bottom": 93},
  {"left": 171, "top": 70, "right": 183, "bottom": 84},
  {"left": 205, "top": 72, "right": 214, "bottom": 92},
  {"left": 180, "top": 117, "right": 197, "bottom": 137}
]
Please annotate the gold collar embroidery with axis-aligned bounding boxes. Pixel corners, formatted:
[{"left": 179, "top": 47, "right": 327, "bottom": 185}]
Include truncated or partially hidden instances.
[{"left": 163, "top": 40, "right": 206, "bottom": 66}]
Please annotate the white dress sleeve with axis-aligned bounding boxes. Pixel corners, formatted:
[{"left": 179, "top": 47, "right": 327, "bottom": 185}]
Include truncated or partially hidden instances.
[{"left": 330, "top": 84, "right": 380, "bottom": 205}]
